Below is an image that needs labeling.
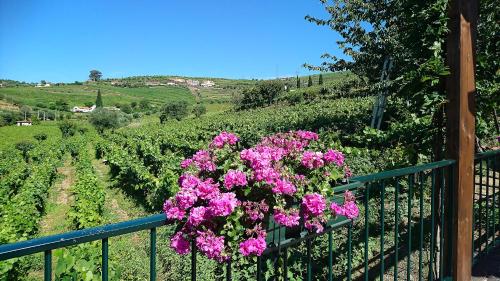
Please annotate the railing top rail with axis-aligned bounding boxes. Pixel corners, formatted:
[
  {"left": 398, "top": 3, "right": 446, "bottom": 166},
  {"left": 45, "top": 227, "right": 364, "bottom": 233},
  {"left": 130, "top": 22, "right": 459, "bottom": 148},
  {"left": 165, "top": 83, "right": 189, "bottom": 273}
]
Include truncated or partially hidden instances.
[
  {"left": 352, "top": 159, "right": 456, "bottom": 182},
  {"left": 0, "top": 213, "right": 166, "bottom": 261},
  {"left": 474, "top": 149, "right": 500, "bottom": 161}
]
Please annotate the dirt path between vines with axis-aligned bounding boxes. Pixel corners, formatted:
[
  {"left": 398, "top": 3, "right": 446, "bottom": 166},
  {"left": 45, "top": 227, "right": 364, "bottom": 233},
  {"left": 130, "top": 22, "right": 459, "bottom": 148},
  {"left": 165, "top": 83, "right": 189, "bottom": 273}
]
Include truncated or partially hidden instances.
[{"left": 39, "top": 157, "right": 75, "bottom": 235}]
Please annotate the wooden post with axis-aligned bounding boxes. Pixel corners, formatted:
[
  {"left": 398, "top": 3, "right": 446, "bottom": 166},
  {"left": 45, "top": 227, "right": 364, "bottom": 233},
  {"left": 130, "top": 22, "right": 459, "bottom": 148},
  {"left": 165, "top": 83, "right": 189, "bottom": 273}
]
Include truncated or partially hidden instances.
[{"left": 446, "top": 0, "right": 478, "bottom": 280}]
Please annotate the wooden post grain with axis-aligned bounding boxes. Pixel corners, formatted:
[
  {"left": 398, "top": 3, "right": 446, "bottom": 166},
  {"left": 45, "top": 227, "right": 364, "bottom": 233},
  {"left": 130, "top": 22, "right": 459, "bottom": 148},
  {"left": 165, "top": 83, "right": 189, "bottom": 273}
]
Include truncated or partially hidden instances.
[{"left": 446, "top": 0, "right": 478, "bottom": 280}]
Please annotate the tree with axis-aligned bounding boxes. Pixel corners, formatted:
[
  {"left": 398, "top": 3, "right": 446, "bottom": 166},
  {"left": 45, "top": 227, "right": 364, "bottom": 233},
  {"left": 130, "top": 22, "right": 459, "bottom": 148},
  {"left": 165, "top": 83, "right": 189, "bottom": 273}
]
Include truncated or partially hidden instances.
[
  {"left": 58, "top": 120, "right": 77, "bottom": 137},
  {"left": 95, "top": 89, "right": 103, "bottom": 108},
  {"left": 296, "top": 76, "right": 301, "bottom": 88},
  {"left": 139, "top": 99, "right": 150, "bottom": 110},
  {"left": 237, "top": 80, "right": 284, "bottom": 110},
  {"left": 192, "top": 103, "right": 207, "bottom": 118},
  {"left": 89, "top": 108, "right": 128, "bottom": 133},
  {"left": 19, "top": 106, "right": 31, "bottom": 120},
  {"left": 319, "top": 74, "right": 324, "bottom": 85},
  {"left": 33, "top": 133, "right": 48, "bottom": 142},
  {"left": 15, "top": 141, "right": 35, "bottom": 162},
  {"left": 89, "top": 70, "right": 102, "bottom": 82},
  {"left": 120, "top": 103, "right": 132, "bottom": 114},
  {"left": 55, "top": 99, "right": 69, "bottom": 111},
  {"left": 40, "top": 80, "right": 46, "bottom": 85},
  {"left": 307, "top": 76, "right": 313, "bottom": 87},
  {"left": 160, "top": 101, "right": 189, "bottom": 123}
]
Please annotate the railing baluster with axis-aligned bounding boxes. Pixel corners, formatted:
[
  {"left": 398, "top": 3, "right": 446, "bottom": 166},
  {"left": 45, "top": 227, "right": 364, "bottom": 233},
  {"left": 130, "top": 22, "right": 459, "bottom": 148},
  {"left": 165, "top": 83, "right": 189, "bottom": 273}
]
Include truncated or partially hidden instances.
[
  {"left": 44, "top": 250, "right": 51, "bottom": 281},
  {"left": 439, "top": 168, "right": 445, "bottom": 280},
  {"left": 364, "top": 184, "right": 370, "bottom": 281},
  {"left": 407, "top": 174, "right": 414, "bottom": 281},
  {"left": 479, "top": 160, "right": 483, "bottom": 254},
  {"left": 283, "top": 247, "right": 288, "bottom": 281},
  {"left": 102, "top": 238, "right": 108, "bottom": 281},
  {"left": 306, "top": 238, "right": 312, "bottom": 281},
  {"left": 429, "top": 170, "right": 436, "bottom": 281},
  {"left": 486, "top": 159, "right": 490, "bottom": 252},
  {"left": 348, "top": 221, "right": 353, "bottom": 281},
  {"left": 394, "top": 179, "right": 400, "bottom": 281},
  {"left": 380, "top": 180, "right": 385, "bottom": 281},
  {"left": 191, "top": 240, "right": 197, "bottom": 281},
  {"left": 226, "top": 259, "right": 231, "bottom": 281},
  {"left": 418, "top": 172, "right": 424, "bottom": 281},
  {"left": 256, "top": 255, "right": 262, "bottom": 281},
  {"left": 150, "top": 228, "right": 156, "bottom": 281},
  {"left": 328, "top": 231, "right": 333, "bottom": 281}
]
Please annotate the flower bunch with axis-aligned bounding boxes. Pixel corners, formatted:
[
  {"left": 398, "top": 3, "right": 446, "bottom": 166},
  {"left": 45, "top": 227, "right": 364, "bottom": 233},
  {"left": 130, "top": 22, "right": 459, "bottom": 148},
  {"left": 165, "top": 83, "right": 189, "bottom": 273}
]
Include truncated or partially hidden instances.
[{"left": 164, "top": 131, "right": 358, "bottom": 262}]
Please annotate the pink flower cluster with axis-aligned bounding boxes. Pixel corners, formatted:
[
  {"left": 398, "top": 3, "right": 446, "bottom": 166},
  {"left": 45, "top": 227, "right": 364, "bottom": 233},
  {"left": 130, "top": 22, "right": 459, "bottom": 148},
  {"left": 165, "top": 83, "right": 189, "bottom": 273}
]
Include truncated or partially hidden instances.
[
  {"left": 164, "top": 131, "right": 357, "bottom": 262},
  {"left": 224, "top": 170, "right": 248, "bottom": 189},
  {"left": 211, "top": 131, "right": 239, "bottom": 148},
  {"left": 330, "top": 191, "right": 359, "bottom": 220}
]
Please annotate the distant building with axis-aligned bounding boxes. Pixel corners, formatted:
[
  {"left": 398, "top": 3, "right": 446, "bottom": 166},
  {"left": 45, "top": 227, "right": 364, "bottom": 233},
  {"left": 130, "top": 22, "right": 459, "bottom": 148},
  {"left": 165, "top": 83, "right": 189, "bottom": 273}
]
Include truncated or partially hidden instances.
[
  {"left": 186, "top": 79, "right": 200, "bottom": 87},
  {"left": 72, "top": 105, "right": 96, "bottom": 113},
  {"left": 145, "top": 81, "right": 161, "bottom": 86},
  {"left": 171, "top": 78, "right": 185, "bottom": 84},
  {"left": 201, "top": 80, "right": 215, "bottom": 88},
  {"left": 166, "top": 82, "right": 176, "bottom": 86},
  {"left": 16, "top": 120, "right": 32, "bottom": 126},
  {"left": 103, "top": 106, "right": 121, "bottom": 111},
  {"left": 35, "top": 83, "right": 51, "bottom": 87}
]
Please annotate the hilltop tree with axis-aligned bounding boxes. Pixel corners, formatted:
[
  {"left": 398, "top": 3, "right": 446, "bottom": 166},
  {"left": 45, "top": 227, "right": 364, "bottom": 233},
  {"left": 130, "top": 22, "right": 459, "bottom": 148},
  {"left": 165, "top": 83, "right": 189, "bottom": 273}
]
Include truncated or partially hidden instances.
[
  {"left": 95, "top": 89, "right": 103, "bottom": 108},
  {"left": 296, "top": 76, "right": 301, "bottom": 88},
  {"left": 307, "top": 76, "right": 313, "bottom": 87},
  {"left": 160, "top": 101, "right": 189, "bottom": 123},
  {"left": 89, "top": 70, "right": 102, "bottom": 82},
  {"left": 319, "top": 74, "right": 323, "bottom": 85},
  {"left": 192, "top": 103, "right": 207, "bottom": 118},
  {"left": 40, "top": 80, "right": 47, "bottom": 85}
]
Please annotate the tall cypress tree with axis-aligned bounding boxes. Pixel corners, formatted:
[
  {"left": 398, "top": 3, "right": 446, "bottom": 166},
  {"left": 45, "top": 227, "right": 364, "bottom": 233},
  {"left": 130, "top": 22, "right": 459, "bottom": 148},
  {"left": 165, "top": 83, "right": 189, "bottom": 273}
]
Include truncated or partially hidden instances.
[
  {"left": 307, "top": 76, "right": 313, "bottom": 87},
  {"left": 319, "top": 74, "right": 323, "bottom": 85},
  {"left": 95, "top": 89, "right": 103, "bottom": 108},
  {"left": 296, "top": 76, "right": 300, "bottom": 88}
]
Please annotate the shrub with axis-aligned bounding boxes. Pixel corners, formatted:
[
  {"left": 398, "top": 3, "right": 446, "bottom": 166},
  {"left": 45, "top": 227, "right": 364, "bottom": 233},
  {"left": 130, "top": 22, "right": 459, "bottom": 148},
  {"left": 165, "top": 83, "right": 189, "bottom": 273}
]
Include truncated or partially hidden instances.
[
  {"left": 192, "top": 103, "right": 207, "bottom": 118},
  {"left": 15, "top": 141, "right": 35, "bottom": 161},
  {"left": 159, "top": 101, "right": 189, "bottom": 123},
  {"left": 33, "top": 133, "right": 48, "bottom": 142},
  {"left": 89, "top": 108, "right": 128, "bottom": 133},
  {"left": 164, "top": 131, "right": 358, "bottom": 262},
  {"left": 58, "top": 120, "right": 78, "bottom": 137},
  {"left": 237, "top": 80, "right": 284, "bottom": 109}
]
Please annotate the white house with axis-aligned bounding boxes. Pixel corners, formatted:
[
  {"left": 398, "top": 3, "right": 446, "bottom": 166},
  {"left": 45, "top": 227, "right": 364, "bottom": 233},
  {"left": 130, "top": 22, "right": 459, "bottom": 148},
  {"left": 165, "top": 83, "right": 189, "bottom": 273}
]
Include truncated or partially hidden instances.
[
  {"left": 35, "top": 83, "right": 51, "bottom": 88},
  {"left": 72, "top": 105, "right": 96, "bottom": 113},
  {"left": 201, "top": 80, "right": 215, "bottom": 88},
  {"left": 16, "top": 120, "right": 32, "bottom": 126},
  {"left": 186, "top": 79, "right": 200, "bottom": 87}
]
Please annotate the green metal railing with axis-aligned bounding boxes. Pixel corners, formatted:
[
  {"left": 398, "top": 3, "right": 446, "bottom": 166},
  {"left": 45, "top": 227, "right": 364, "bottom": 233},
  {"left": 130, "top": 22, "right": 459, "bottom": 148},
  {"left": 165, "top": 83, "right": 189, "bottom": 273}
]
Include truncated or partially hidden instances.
[
  {"left": 472, "top": 150, "right": 500, "bottom": 264},
  {"left": 1, "top": 151, "right": 499, "bottom": 280}
]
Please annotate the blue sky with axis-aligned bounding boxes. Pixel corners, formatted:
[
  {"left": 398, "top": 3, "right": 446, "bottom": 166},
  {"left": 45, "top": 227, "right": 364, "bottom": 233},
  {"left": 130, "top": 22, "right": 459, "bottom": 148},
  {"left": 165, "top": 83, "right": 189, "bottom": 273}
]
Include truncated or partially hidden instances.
[{"left": 0, "top": 0, "right": 344, "bottom": 82}]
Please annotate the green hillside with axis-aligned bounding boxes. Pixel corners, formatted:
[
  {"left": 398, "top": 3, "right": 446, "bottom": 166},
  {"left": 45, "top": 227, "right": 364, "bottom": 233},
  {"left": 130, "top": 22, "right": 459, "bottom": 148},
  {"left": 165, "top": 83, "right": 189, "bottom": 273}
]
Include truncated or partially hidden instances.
[{"left": 0, "top": 83, "right": 194, "bottom": 110}]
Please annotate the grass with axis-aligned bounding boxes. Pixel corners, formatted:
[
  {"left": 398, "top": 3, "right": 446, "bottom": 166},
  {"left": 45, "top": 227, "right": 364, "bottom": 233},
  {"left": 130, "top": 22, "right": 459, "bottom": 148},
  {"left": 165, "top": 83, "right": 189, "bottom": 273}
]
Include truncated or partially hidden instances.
[
  {"left": 0, "top": 83, "right": 195, "bottom": 109},
  {"left": 0, "top": 121, "right": 61, "bottom": 149}
]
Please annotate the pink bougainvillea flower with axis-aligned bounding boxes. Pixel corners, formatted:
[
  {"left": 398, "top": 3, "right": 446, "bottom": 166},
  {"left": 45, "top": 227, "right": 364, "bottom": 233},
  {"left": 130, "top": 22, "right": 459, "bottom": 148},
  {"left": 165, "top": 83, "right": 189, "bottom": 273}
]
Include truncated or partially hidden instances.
[
  {"left": 344, "top": 165, "right": 353, "bottom": 179},
  {"left": 187, "top": 206, "right": 209, "bottom": 226},
  {"left": 170, "top": 232, "right": 190, "bottom": 255},
  {"left": 211, "top": 131, "right": 240, "bottom": 148},
  {"left": 330, "top": 202, "right": 346, "bottom": 217},
  {"left": 344, "top": 190, "right": 356, "bottom": 202},
  {"left": 296, "top": 130, "right": 319, "bottom": 141},
  {"left": 223, "top": 170, "right": 248, "bottom": 189},
  {"left": 175, "top": 188, "right": 197, "bottom": 210},
  {"left": 196, "top": 230, "right": 227, "bottom": 262},
  {"left": 243, "top": 200, "right": 269, "bottom": 222},
  {"left": 196, "top": 178, "right": 220, "bottom": 200},
  {"left": 304, "top": 217, "right": 325, "bottom": 233},
  {"left": 323, "top": 149, "right": 345, "bottom": 166},
  {"left": 209, "top": 192, "right": 239, "bottom": 217},
  {"left": 180, "top": 158, "right": 194, "bottom": 169},
  {"left": 179, "top": 174, "right": 201, "bottom": 190},
  {"left": 272, "top": 179, "right": 297, "bottom": 195},
  {"left": 273, "top": 208, "right": 300, "bottom": 227},
  {"left": 302, "top": 193, "right": 326, "bottom": 216},
  {"left": 192, "top": 150, "right": 216, "bottom": 172},
  {"left": 239, "top": 235, "right": 267, "bottom": 257},
  {"left": 343, "top": 201, "right": 359, "bottom": 219},
  {"left": 163, "top": 199, "right": 186, "bottom": 220},
  {"left": 301, "top": 151, "right": 325, "bottom": 169}
]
